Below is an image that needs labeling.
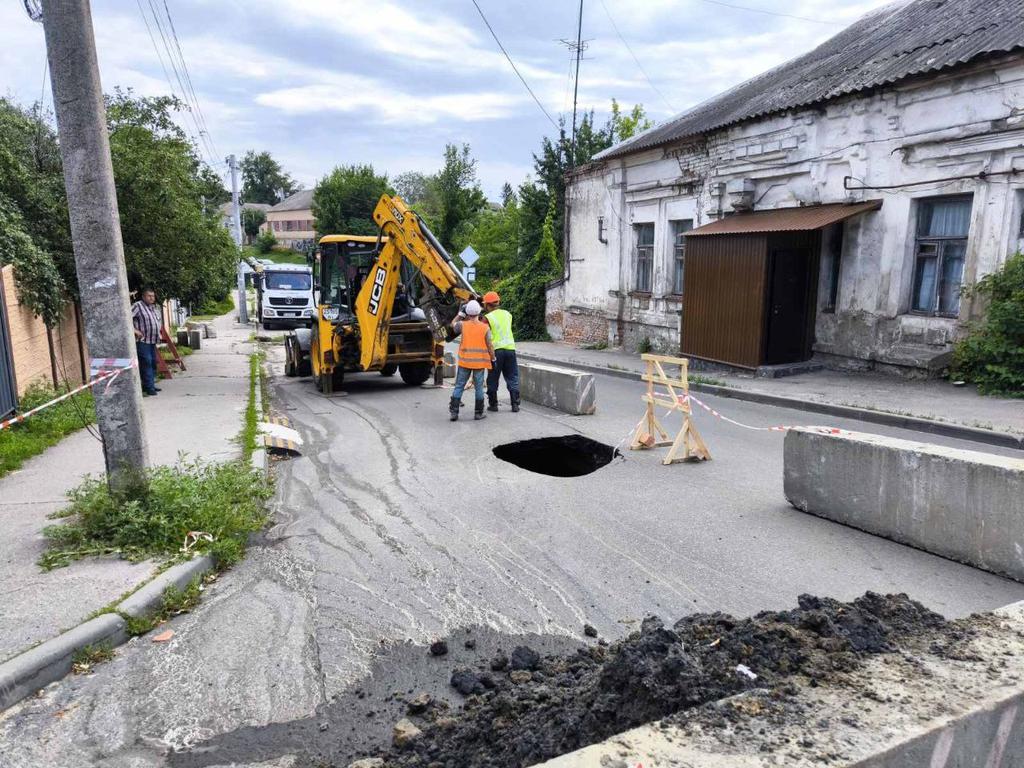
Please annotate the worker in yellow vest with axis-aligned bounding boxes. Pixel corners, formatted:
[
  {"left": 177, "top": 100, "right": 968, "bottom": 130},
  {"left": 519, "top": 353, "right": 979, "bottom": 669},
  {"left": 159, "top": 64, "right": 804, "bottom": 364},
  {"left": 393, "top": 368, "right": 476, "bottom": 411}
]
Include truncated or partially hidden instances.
[
  {"left": 482, "top": 291, "right": 520, "bottom": 413},
  {"left": 449, "top": 300, "right": 496, "bottom": 422}
]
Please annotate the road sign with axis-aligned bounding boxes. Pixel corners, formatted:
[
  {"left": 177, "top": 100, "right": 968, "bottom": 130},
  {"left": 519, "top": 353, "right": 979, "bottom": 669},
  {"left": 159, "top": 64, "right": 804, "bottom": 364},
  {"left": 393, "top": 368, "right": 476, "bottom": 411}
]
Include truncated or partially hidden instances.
[
  {"left": 464, "top": 267, "right": 477, "bottom": 283},
  {"left": 459, "top": 246, "right": 479, "bottom": 267}
]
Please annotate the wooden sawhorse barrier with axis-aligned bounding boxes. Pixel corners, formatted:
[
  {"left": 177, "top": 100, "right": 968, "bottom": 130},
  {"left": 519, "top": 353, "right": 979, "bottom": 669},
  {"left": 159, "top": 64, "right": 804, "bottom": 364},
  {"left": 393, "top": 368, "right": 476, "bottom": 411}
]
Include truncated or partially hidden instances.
[{"left": 630, "top": 353, "right": 711, "bottom": 464}]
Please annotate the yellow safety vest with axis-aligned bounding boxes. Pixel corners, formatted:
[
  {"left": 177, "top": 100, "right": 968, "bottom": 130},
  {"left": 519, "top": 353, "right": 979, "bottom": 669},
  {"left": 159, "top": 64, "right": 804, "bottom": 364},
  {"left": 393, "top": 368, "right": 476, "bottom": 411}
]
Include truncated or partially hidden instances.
[{"left": 487, "top": 309, "right": 515, "bottom": 351}]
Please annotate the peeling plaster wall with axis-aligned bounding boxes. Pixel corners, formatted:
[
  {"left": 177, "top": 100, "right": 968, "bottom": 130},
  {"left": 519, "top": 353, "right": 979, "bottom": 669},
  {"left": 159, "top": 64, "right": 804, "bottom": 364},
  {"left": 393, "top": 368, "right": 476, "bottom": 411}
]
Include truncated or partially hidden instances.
[{"left": 561, "top": 55, "right": 1024, "bottom": 371}]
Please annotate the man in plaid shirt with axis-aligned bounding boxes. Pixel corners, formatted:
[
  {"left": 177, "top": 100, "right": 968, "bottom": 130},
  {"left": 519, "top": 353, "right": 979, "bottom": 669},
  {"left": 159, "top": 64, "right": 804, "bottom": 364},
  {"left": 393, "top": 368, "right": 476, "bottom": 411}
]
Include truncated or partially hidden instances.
[{"left": 131, "top": 288, "right": 162, "bottom": 396}]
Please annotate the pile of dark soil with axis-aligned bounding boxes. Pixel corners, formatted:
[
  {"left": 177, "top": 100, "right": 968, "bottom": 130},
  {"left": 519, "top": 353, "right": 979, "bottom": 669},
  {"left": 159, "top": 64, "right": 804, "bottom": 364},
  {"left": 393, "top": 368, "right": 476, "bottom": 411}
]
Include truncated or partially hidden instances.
[{"left": 374, "top": 592, "right": 946, "bottom": 768}]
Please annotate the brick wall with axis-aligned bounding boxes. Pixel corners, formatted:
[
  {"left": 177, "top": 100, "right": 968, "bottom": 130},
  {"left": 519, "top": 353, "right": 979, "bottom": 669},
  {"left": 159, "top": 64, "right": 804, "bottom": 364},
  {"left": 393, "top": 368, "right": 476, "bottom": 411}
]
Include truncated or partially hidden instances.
[
  {"left": 2, "top": 265, "right": 86, "bottom": 396},
  {"left": 562, "top": 306, "right": 607, "bottom": 347}
]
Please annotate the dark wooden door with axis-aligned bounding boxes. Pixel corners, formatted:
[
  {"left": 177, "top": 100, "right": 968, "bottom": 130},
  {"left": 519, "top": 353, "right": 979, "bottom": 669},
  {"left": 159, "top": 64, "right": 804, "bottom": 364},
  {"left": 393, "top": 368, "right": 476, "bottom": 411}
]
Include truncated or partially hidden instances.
[{"left": 764, "top": 242, "right": 816, "bottom": 365}]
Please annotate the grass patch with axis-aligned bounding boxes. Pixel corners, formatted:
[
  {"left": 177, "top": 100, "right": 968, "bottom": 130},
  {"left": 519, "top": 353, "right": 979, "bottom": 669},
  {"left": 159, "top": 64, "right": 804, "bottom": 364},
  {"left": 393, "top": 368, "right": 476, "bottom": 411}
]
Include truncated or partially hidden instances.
[
  {"left": 71, "top": 642, "right": 115, "bottom": 674},
  {"left": 193, "top": 294, "right": 234, "bottom": 319},
  {"left": 690, "top": 375, "right": 727, "bottom": 387},
  {"left": 123, "top": 577, "right": 203, "bottom": 637},
  {"left": 0, "top": 383, "right": 95, "bottom": 478},
  {"left": 38, "top": 458, "right": 271, "bottom": 571},
  {"left": 238, "top": 352, "right": 262, "bottom": 461},
  {"left": 264, "top": 249, "right": 308, "bottom": 265}
]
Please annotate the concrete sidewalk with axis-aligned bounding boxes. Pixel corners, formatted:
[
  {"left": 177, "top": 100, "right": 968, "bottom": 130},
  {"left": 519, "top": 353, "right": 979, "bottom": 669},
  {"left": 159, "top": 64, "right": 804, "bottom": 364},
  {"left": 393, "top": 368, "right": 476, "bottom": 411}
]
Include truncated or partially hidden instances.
[
  {"left": 0, "top": 309, "right": 253, "bottom": 664},
  {"left": 515, "top": 341, "right": 1024, "bottom": 440}
]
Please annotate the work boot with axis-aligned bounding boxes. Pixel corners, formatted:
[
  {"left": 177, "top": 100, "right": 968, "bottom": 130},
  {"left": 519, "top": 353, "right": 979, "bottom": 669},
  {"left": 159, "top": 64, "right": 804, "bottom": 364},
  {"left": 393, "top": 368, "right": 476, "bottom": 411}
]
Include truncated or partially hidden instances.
[
  {"left": 474, "top": 400, "right": 487, "bottom": 420},
  {"left": 487, "top": 393, "right": 498, "bottom": 412},
  {"left": 510, "top": 392, "right": 521, "bottom": 413},
  {"left": 449, "top": 397, "right": 460, "bottom": 422}
]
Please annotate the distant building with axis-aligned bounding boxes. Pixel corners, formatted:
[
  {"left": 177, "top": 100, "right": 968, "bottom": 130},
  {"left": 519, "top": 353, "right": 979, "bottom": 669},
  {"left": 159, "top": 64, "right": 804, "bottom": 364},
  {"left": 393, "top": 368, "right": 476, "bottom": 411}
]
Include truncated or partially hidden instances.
[
  {"left": 552, "top": 0, "right": 1024, "bottom": 376},
  {"left": 261, "top": 189, "right": 315, "bottom": 251},
  {"left": 217, "top": 202, "right": 271, "bottom": 244}
]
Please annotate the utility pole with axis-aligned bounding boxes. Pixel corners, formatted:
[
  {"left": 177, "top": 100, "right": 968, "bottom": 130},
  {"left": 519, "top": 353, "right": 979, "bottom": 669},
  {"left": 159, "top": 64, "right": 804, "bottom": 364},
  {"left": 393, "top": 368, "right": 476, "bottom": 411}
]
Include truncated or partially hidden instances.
[
  {"left": 228, "top": 154, "right": 248, "bottom": 324},
  {"left": 40, "top": 0, "right": 150, "bottom": 489},
  {"left": 569, "top": 0, "right": 585, "bottom": 167}
]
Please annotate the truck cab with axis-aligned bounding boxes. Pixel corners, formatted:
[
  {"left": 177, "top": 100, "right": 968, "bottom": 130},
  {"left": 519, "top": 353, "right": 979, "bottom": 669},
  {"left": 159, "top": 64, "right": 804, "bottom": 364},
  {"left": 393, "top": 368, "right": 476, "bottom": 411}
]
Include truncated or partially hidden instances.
[{"left": 256, "top": 263, "right": 315, "bottom": 330}]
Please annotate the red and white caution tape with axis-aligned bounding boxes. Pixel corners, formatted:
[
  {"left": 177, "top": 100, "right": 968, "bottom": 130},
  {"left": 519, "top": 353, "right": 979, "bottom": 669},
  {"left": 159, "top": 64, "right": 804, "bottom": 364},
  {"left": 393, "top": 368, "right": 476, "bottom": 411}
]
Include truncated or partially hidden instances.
[
  {"left": 682, "top": 391, "right": 845, "bottom": 436},
  {"left": 0, "top": 360, "right": 136, "bottom": 431}
]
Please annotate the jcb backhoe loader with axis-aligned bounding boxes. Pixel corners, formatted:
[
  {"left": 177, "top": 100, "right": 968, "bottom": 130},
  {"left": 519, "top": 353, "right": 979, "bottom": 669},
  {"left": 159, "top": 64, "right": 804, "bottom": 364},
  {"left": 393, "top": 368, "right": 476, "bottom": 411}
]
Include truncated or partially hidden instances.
[{"left": 282, "top": 194, "right": 477, "bottom": 394}]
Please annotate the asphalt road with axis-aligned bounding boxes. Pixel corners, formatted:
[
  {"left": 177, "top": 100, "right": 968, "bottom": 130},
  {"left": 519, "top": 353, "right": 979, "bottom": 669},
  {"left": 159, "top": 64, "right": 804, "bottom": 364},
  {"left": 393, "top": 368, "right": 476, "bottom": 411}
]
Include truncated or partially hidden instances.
[{"left": 2, "top": 350, "right": 1021, "bottom": 767}]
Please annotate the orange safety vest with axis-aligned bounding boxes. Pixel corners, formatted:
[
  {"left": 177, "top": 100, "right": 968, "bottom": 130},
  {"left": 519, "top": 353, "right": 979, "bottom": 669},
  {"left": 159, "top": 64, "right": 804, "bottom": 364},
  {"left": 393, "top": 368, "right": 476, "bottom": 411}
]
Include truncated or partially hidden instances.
[{"left": 458, "top": 319, "right": 492, "bottom": 370}]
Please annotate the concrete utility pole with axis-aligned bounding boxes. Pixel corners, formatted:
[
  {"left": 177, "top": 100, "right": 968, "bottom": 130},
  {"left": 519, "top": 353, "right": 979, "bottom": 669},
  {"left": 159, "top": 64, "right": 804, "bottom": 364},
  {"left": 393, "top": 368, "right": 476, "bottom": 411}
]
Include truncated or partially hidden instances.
[
  {"left": 40, "top": 0, "right": 150, "bottom": 488},
  {"left": 228, "top": 154, "right": 248, "bottom": 324}
]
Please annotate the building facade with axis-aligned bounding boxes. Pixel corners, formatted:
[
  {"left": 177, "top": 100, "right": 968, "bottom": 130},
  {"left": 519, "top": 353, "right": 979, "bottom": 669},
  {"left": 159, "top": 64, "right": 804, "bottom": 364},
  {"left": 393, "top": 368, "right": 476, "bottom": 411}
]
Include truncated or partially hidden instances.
[
  {"left": 261, "top": 189, "right": 316, "bottom": 251},
  {"left": 552, "top": 0, "right": 1024, "bottom": 375}
]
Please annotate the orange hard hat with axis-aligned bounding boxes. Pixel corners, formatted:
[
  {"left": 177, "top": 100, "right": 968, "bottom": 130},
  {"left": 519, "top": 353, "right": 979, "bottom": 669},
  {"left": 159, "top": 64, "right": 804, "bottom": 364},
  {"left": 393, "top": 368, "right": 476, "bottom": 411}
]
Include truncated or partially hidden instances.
[{"left": 483, "top": 291, "right": 500, "bottom": 304}]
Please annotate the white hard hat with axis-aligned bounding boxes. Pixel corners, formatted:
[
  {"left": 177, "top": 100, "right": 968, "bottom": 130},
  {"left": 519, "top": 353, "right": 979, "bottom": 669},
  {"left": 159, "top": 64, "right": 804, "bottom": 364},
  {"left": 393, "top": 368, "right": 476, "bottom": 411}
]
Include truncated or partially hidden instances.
[{"left": 465, "top": 300, "right": 482, "bottom": 316}]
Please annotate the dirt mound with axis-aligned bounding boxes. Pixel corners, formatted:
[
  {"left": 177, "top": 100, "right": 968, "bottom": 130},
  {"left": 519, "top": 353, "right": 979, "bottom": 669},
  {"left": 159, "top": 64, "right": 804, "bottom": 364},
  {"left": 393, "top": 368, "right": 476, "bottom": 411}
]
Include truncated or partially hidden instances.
[{"left": 373, "top": 592, "right": 946, "bottom": 768}]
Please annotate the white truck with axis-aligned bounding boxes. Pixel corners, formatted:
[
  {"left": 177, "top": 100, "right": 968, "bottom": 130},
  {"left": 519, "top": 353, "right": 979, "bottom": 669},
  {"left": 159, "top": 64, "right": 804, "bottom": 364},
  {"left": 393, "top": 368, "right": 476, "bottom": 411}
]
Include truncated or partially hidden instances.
[{"left": 255, "top": 263, "right": 315, "bottom": 330}]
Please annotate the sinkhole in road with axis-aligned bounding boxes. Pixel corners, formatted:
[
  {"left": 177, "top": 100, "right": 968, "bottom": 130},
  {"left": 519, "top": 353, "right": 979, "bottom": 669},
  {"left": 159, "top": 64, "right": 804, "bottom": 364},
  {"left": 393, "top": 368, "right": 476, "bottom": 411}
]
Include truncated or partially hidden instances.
[{"left": 492, "top": 434, "right": 617, "bottom": 477}]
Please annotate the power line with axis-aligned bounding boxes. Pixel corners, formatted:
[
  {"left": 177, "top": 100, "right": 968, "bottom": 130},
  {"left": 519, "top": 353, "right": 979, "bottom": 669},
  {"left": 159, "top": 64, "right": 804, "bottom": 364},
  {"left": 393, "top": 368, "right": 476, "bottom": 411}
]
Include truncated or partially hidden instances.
[
  {"left": 134, "top": 0, "right": 209, "bottom": 161},
  {"left": 598, "top": 0, "right": 676, "bottom": 113},
  {"left": 140, "top": 0, "right": 217, "bottom": 165},
  {"left": 469, "top": 0, "right": 559, "bottom": 131},
  {"left": 160, "top": 0, "right": 221, "bottom": 161},
  {"left": 691, "top": 0, "right": 837, "bottom": 25}
]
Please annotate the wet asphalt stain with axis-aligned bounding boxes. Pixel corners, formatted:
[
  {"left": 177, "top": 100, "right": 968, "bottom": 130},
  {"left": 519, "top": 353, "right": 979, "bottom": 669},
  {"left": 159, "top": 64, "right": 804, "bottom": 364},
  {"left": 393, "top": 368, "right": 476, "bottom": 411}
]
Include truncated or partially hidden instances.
[{"left": 165, "top": 626, "right": 586, "bottom": 768}]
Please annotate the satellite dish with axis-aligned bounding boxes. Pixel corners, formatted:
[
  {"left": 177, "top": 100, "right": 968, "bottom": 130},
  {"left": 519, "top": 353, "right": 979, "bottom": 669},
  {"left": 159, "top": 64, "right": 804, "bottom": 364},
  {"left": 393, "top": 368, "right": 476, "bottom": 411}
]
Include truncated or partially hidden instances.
[{"left": 23, "top": 0, "right": 43, "bottom": 22}]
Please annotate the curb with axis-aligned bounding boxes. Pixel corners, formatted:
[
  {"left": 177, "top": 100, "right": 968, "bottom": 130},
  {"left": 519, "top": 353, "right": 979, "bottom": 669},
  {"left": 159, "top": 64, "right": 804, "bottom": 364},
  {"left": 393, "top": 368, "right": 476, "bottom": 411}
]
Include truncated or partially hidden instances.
[
  {"left": 516, "top": 352, "right": 1024, "bottom": 450},
  {"left": 0, "top": 614, "right": 125, "bottom": 712},
  {"left": 0, "top": 554, "right": 216, "bottom": 714}
]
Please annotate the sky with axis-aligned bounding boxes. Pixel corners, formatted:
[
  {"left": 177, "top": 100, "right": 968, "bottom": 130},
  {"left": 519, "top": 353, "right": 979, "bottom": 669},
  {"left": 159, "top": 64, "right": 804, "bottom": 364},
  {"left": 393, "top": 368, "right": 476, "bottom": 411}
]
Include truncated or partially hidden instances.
[{"left": 0, "top": 0, "right": 898, "bottom": 201}]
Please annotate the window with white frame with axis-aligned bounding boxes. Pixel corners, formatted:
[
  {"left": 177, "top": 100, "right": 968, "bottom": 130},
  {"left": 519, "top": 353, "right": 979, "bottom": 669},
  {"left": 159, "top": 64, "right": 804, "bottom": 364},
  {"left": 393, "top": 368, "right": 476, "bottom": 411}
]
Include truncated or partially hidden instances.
[
  {"left": 634, "top": 223, "right": 654, "bottom": 293},
  {"left": 670, "top": 220, "right": 693, "bottom": 295},
  {"left": 911, "top": 195, "right": 972, "bottom": 316}
]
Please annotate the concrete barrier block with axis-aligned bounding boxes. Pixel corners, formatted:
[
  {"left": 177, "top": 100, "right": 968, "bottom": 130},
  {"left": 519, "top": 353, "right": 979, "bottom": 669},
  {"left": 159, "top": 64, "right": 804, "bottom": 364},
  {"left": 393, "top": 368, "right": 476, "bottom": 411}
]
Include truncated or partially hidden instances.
[
  {"left": 784, "top": 428, "right": 1024, "bottom": 581},
  {"left": 443, "top": 352, "right": 456, "bottom": 379},
  {"left": 203, "top": 323, "right": 217, "bottom": 339},
  {"left": 187, "top": 329, "right": 202, "bottom": 350},
  {"left": 519, "top": 361, "right": 596, "bottom": 415},
  {"left": 176, "top": 330, "right": 189, "bottom": 347}
]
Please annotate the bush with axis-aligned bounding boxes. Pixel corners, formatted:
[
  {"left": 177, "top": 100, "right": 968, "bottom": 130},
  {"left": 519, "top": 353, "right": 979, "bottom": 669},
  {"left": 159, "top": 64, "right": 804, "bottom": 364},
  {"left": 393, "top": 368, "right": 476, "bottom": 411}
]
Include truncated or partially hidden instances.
[
  {"left": 255, "top": 230, "right": 277, "bottom": 254},
  {"left": 40, "top": 459, "right": 271, "bottom": 570},
  {"left": 951, "top": 251, "right": 1024, "bottom": 397}
]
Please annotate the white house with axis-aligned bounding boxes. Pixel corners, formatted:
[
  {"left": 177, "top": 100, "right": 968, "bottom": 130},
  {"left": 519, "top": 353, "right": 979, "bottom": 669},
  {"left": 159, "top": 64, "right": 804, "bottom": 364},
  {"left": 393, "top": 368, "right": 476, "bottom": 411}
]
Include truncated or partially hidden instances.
[{"left": 550, "top": 0, "right": 1024, "bottom": 375}]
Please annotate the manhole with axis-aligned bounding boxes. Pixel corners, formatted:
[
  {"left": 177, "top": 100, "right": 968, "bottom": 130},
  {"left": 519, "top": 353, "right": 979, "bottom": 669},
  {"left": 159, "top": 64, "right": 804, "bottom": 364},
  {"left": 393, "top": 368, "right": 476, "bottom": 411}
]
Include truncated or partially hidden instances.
[{"left": 492, "top": 435, "right": 617, "bottom": 477}]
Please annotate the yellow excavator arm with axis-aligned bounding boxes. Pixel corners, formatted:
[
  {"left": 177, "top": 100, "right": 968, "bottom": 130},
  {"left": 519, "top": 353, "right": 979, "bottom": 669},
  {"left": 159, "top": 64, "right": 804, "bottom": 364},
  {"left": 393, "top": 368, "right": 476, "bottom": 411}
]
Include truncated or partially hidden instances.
[{"left": 353, "top": 194, "right": 477, "bottom": 370}]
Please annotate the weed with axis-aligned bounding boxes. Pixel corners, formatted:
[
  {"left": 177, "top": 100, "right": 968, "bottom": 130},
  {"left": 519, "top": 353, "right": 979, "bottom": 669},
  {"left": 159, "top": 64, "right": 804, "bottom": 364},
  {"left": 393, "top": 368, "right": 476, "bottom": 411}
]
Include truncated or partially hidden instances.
[
  {"left": 582, "top": 340, "right": 608, "bottom": 351},
  {"left": 237, "top": 352, "right": 263, "bottom": 461},
  {"left": 38, "top": 459, "right": 271, "bottom": 571},
  {"left": 690, "top": 375, "right": 727, "bottom": 387},
  {"left": 0, "top": 382, "right": 95, "bottom": 478},
  {"left": 637, "top": 337, "right": 653, "bottom": 354},
  {"left": 71, "top": 642, "right": 114, "bottom": 674},
  {"left": 123, "top": 578, "right": 203, "bottom": 637}
]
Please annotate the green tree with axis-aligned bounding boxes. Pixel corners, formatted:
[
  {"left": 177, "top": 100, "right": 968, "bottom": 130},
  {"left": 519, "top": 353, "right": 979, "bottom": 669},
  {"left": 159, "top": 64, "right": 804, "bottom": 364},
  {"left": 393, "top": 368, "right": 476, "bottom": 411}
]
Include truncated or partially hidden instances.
[
  {"left": 312, "top": 164, "right": 391, "bottom": 236},
  {"left": 242, "top": 207, "right": 266, "bottom": 240},
  {"left": 608, "top": 99, "right": 653, "bottom": 142},
  {"left": 454, "top": 200, "right": 520, "bottom": 285},
  {"left": 429, "top": 143, "right": 486, "bottom": 253},
  {"left": 0, "top": 100, "right": 74, "bottom": 297},
  {"left": 952, "top": 251, "right": 1024, "bottom": 397},
  {"left": 241, "top": 150, "right": 297, "bottom": 205},
  {"left": 393, "top": 171, "right": 432, "bottom": 207},
  {"left": 106, "top": 90, "right": 237, "bottom": 307},
  {"left": 500, "top": 182, "right": 516, "bottom": 208},
  {"left": 497, "top": 200, "right": 561, "bottom": 340},
  {"left": 0, "top": 196, "right": 66, "bottom": 328}
]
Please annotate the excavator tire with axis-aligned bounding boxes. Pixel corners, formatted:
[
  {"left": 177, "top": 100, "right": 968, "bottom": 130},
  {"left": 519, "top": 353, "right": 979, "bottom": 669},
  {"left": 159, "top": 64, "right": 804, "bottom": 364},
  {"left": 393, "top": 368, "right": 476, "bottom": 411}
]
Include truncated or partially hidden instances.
[
  {"left": 399, "top": 362, "right": 432, "bottom": 386},
  {"left": 284, "top": 337, "right": 297, "bottom": 377},
  {"left": 379, "top": 363, "right": 398, "bottom": 377}
]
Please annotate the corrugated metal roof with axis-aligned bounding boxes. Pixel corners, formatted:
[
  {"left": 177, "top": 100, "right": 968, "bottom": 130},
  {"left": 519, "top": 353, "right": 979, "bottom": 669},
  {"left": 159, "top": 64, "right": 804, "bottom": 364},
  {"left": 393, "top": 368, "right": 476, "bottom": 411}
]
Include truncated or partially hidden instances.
[
  {"left": 687, "top": 200, "right": 883, "bottom": 236},
  {"left": 595, "top": 0, "right": 1024, "bottom": 161},
  {"left": 268, "top": 189, "right": 314, "bottom": 213}
]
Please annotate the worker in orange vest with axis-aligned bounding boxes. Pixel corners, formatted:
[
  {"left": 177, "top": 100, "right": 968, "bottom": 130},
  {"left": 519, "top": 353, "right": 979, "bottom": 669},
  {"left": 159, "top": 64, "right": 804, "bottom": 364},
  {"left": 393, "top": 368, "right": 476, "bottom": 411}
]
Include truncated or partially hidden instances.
[{"left": 449, "top": 300, "right": 496, "bottom": 421}]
